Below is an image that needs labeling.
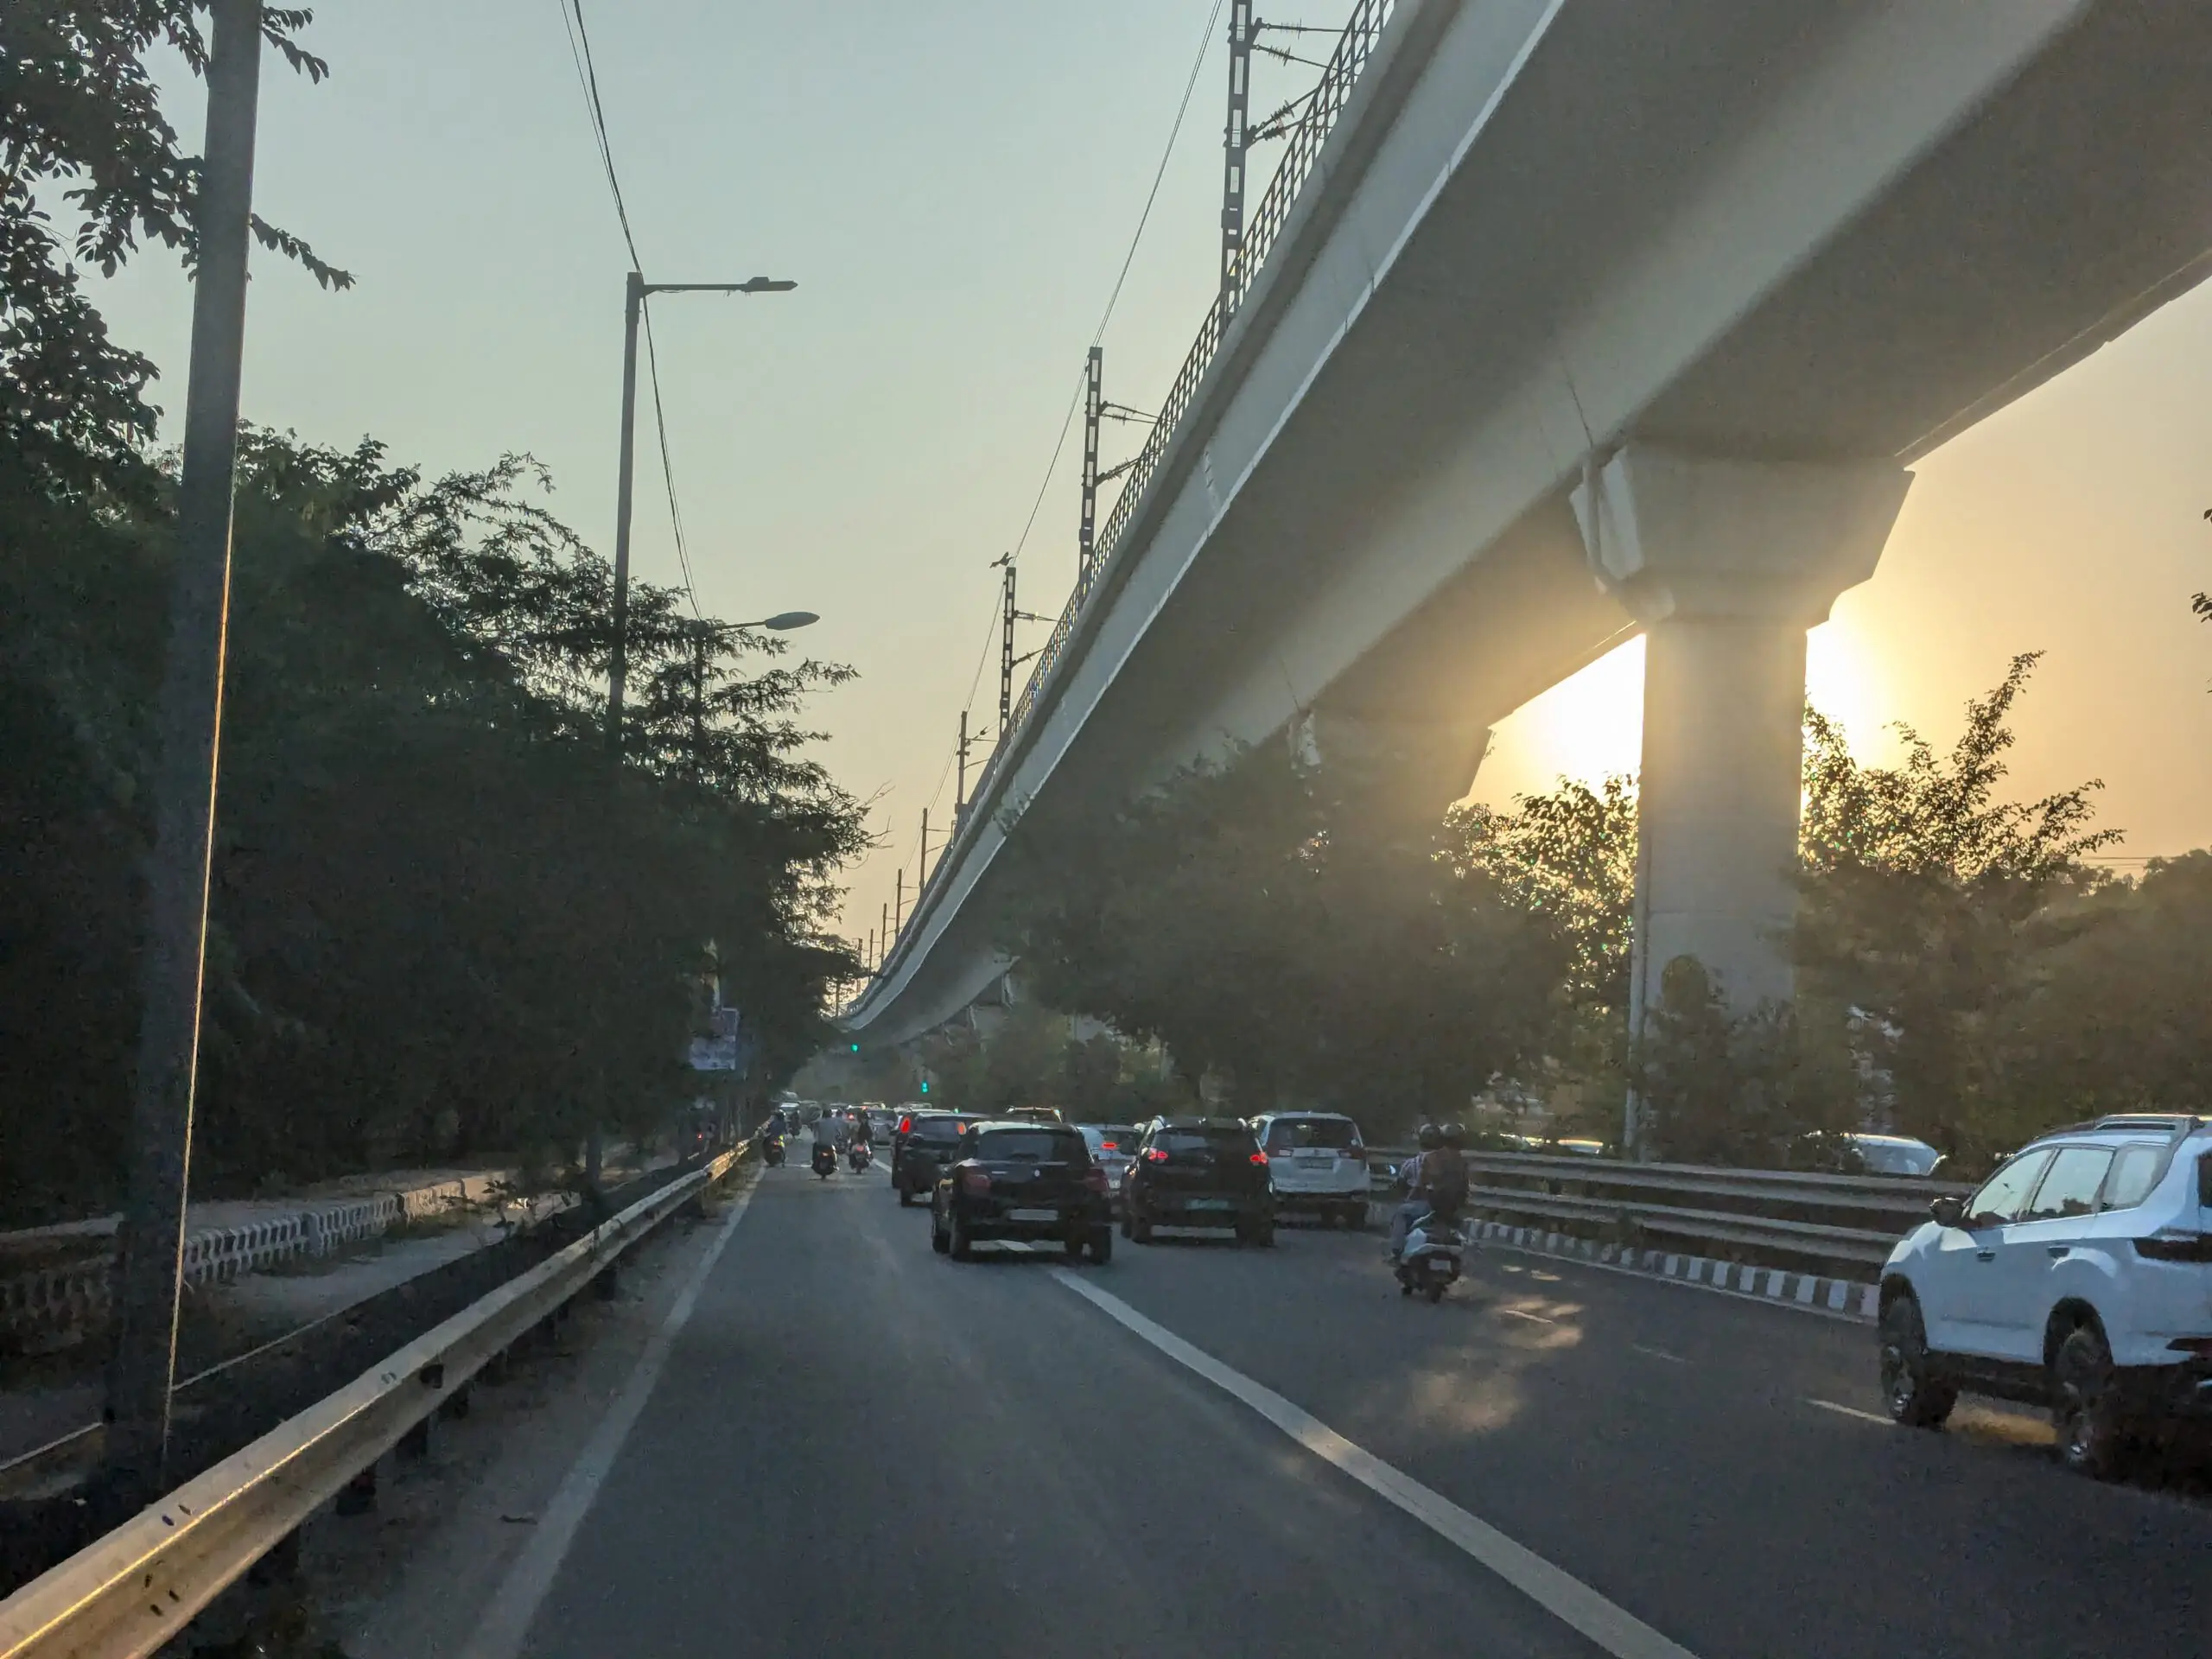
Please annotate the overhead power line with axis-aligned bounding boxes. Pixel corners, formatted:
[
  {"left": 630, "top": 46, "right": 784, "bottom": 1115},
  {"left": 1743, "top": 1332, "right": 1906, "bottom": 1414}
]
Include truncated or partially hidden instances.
[{"left": 557, "top": 0, "right": 703, "bottom": 613}]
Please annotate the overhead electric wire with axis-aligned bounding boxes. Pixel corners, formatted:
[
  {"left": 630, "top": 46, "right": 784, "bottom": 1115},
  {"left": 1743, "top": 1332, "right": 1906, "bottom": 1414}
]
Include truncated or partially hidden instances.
[
  {"left": 1090, "top": 0, "right": 1226, "bottom": 348},
  {"left": 559, "top": 0, "right": 704, "bottom": 615}
]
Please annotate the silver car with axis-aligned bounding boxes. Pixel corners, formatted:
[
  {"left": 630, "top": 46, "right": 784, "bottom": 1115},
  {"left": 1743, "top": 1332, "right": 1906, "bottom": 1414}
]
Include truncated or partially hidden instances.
[{"left": 1077, "top": 1124, "right": 1141, "bottom": 1213}]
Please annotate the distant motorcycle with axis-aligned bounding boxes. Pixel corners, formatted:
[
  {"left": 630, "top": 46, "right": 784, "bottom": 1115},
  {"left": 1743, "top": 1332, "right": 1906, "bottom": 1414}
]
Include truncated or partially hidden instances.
[
  {"left": 1394, "top": 1211, "right": 1466, "bottom": 1304},
  {"left": 762, "top": 1135, "right": 786, "bottom": 1168},
  {"left": 810, "top": 1141, "right": 838, "bottom": 1180},
  {"left": 848, "top": 1141, "right": 874, "bottom": 1173}
]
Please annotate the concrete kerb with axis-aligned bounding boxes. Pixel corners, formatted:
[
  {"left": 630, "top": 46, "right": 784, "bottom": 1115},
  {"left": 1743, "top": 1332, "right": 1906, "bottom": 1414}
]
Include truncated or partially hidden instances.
[
  {"left": 0, "top": 1173, "right": 527, "bottom": 1353},
  {"left": 1468, "top": 1218, "right": 1881, "bottom": 1321}
]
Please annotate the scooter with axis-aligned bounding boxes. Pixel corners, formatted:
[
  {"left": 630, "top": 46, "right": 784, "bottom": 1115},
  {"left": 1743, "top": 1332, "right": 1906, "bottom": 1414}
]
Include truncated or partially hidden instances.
[
  {"left": 848, "top": 1141, "right": 874, "bottom": 1173},
  {"left": 1394, "top": 1210, "right": 1467, "bottom": 1304},
  {"left": 811, "top": 1141, "right": 838, "bottom": 1180},
  {"left": 763, "top": 1135, "right": 787, "bottom": 1167}
]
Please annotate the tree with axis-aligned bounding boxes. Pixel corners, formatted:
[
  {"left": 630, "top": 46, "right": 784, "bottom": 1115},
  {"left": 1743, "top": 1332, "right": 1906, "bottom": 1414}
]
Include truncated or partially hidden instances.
[
  {"left": 1793, "top": 652, "right": 2118, "bottom": 1158},
  {"left": 1987, "top": 853, "right": 2212, "bottom": 1136},
  {"left": 1446, "top": 775, "right": 1637, "bottom": 1115},
  {"left": 0, "top": 431, "right": 866, "bottom": 1220},
  {"left": 2, "top": 3, "right": 349, "bottom": 499},
  {"left": 997, "top": 740, "right": 1559, "bottom": 1123}
]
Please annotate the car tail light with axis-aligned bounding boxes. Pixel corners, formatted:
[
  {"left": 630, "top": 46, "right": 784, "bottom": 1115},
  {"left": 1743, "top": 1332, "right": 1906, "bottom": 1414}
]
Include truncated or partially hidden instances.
[
  {"left": 1142, "top": 1148, "right": 1169, "bottom": 1163},
  {"left": 1100, "top": 1140, "right": 1119, "bottom": 1152},
  {"left": 959, "top": 1167, "right": 992, "bottom": 1195},
  {"left": 897, "top": 1116, "right": 912, "bottom": 1135},
  {"left": 1083, "top": 1167, "right": 1109, "bottom": 1193},
  {"left": 1249, "top": 1151, "right": 1268, "bottom": 1166},
  {"left": 2133, "top": 1231, "right": 2212, "bottom": 1262}
]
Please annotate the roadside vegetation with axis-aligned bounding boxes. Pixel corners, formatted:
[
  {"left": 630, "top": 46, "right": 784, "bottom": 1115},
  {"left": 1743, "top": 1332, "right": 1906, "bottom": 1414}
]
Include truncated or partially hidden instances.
[{"left": 1, "top": 7, "right": 866, "bottom": 1224}]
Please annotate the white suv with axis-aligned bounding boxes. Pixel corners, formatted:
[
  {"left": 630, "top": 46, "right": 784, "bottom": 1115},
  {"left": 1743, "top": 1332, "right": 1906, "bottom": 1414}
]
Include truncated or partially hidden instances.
[
  {"left": 1248, "top": 1112, "right": 1370, "bottom": 1230},
  {"left": 1878, "top": 1113, "right": 2212, "bottom": 1477}
]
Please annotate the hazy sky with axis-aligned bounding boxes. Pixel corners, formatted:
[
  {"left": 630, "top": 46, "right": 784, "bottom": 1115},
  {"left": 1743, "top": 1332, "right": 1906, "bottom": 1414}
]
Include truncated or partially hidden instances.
[{"left": 95, "top": 2, "right": 2212, "bottom": 944}]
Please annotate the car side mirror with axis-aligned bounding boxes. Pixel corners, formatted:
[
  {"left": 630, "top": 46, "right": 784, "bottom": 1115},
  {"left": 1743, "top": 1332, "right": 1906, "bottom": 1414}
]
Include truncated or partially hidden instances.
[{"left": 1929, "top": 1196, "right": 1965, "bottom": 1230}]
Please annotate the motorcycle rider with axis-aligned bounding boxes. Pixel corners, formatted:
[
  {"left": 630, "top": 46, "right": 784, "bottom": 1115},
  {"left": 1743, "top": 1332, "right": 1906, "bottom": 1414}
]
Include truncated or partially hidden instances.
[
  {"left": 1426, "top": 1122, "right": 1471, "bottom": 1230},
  {"left": 1388, "top": 1124, "right": 1446, "bottom": 1261}
]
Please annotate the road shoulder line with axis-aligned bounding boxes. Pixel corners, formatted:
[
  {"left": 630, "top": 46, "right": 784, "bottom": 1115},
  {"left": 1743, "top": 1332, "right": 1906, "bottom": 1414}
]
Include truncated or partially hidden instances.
[
  {"left": 1048, "top": 1266, "right": 1700, "bottom": 1659},
  {"left": 459, "top": 1175, "right": 760, "bottom": 1659}
]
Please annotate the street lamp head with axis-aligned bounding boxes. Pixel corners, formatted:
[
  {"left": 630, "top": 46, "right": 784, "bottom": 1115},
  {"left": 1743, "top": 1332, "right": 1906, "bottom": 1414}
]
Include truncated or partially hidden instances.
[
  {"left": 758, "top": 611, "right": 818, "bottom": 632},
  {"left": 740, "top": 276, "right": 798, "bottom": 293}
]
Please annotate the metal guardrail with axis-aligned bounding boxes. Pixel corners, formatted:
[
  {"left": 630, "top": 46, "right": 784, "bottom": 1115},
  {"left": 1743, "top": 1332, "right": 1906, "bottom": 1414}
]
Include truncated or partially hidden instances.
[
  {"left": 0, "top": 1147, "right": 747, "bottom": 1659},
  {"left": 1364, "top": 1148, "right": 1972, "bottom": 1269}
]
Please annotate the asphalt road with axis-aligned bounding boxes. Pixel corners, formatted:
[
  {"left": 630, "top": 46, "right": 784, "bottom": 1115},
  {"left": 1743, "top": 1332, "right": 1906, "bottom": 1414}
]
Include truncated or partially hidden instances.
[{"left": 493, "top": 1162, "right": 2212, "bottom": 1659}]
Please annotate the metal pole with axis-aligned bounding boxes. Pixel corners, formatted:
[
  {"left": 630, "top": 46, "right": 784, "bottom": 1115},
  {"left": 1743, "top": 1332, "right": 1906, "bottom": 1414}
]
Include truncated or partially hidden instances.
[
  {"left": 1000, "top": 565, "right": 1016, "bottom": 734},
  {"left": 880, "top": 905, "right": 888, "bottom": 967},
  {"left": 894, "top": 868, "right": 904, "bottom": 936},
  {"left": 1220, "top": 0, "right": 1255, "bottom": 302},
  {"left": 918, "top": 808, "right": 930, "bottom": 892},
  {"left": 690, "top": 621, "right": 709, "bottom": 779},
  {"left": 105, "top": 0, "right": 264, "bottom": 1499},
  {"left": 607, "top": 270, "right": 645, "bottom": 756},
  {"left": 1078, "top": 347, "right": 1102, "bottom": 584},
  {"left": 956, "top": 709, "right": 969, "bottom": 819}
]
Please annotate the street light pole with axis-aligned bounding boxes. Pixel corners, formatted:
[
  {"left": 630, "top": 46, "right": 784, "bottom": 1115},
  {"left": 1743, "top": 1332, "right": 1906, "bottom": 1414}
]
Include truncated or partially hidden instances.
[
  {"left": 594, "top": 272, "right": 792, "bottom": 1188},
  {"left": 106, "top": 0, "right": 265, "bottom": 1501}
]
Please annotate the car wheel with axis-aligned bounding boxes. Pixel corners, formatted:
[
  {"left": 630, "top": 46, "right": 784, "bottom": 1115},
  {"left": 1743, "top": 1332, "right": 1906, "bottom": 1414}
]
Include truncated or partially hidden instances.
[
  {"left": 1064, "top": 1234, "right": 1085, "bottom": 1261},
  {"left": 1426, "top": 1281, "right": 1446, "bottom": 1304},
  {"left": 949, "top": 1210, "right": 973, "bottom": 1262},
  {"left": 1878, "top": 1293, "right": 1956, "bottom": 1428},
  {"left": 930, "top": 1208, "right": 950, "bottom": 1255},
  {"left": 1088, "top": 1228, "right": 1113, "bottom": 1265},
  {"left": 898, "top": 1185, "right": 913, "bottom": 1208},
  {"left": 2053, "top": 1322, "right": 2128, "bottom": 1478},
  {"left": 1131, "top": 1210, "right": 1154, "bottom": 1244},
  {"left": 1342, "top": 1205, "right": 1366, "bottom": 1232},
  {"left": 1120, "top": 1211, "right": 1132, "bottom": 1239}
]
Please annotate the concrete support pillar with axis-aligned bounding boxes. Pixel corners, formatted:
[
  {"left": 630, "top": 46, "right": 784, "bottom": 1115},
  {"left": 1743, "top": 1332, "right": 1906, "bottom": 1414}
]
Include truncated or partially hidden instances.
[{"left": 1573, "top": 445, "right": 1911, "bottom": 1060}]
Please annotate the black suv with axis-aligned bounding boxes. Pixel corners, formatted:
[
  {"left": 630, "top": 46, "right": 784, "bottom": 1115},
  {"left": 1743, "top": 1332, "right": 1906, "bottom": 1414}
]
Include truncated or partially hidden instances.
[
  {"left": 1122, "top": 1117, "right": 1274, "bottom": 1246},
  {"left": 930, "top": 1122, "right": 1113, "bottom": 1262},
  {"left": 892, "top": 1112, "right": 979, "bottom": 1205}
]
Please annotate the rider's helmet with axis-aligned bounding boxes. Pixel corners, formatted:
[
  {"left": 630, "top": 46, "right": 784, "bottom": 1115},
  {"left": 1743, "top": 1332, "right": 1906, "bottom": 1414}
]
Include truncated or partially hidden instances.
[
  {"left": 1416, "top": 1122, "right": 1443, "bottom": 1150},
  {"left": 1440, "top": 1122, "right": 1467, "bottom": 1148}
]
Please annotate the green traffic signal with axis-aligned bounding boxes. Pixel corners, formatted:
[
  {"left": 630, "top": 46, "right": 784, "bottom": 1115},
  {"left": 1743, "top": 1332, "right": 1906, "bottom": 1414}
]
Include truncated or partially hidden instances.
[{"left": 849, "top": 1042, "right": 859, "bottom": 1052}]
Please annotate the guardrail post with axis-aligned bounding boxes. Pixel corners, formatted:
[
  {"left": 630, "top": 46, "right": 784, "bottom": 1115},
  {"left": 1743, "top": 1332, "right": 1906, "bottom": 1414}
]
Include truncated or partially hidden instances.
[
  {"left": 396, "top": 1415, "right": 433, "bottom": 1462},
  {"left": 440, "top": 1382, "right": 473, "bottom": 1421},
  {"left": 334, "top": 1459, "right": 378, "bottom": 1516},
  {"left": 594, "top": 1262, "right": 620, "bottom": 1301}
]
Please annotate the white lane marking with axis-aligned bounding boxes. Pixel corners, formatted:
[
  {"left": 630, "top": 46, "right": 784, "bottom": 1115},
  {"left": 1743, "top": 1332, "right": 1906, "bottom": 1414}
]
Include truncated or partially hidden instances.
[
  {"left": 1630, "top": 1344, "right": 1688, "bottom": 1365},
  {"left": 1497, "top": 1306, "right": 1555, "bottom": 1325},
  {"left": 460, "top": 1176, "right": 760, "bottom": 1659},
  {"left": 1050, "top": 1269, "right": 1700, "bottom": 1659},
  {"left": 1807, "top": 1398, "right": 1891, "bottom": 1427}
]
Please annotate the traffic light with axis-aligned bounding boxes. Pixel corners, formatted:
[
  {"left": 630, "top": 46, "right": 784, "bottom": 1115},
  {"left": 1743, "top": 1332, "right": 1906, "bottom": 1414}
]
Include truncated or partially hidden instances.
[
  {"left": 919, "top": 1079, "right": 930, "bottom": 1094},
  {"left": 849, "top": 1042, "right": 859, "bottom": 1052}
]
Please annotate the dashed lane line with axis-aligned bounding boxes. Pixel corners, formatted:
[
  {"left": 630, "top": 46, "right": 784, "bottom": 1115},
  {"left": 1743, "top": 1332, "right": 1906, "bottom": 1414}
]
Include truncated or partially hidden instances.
[
  {"left": 1807, "top": 1398, "right": 1892, "bottom": 1427},
  {"left": 1048, "top": 1266, "right": 1702, "bottom": 1659}
]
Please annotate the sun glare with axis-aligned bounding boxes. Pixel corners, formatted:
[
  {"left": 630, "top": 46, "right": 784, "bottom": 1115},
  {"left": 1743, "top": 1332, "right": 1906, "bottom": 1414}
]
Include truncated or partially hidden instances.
[{"left": 1470, "top": 619, "right": 1894, "bottom": 807}]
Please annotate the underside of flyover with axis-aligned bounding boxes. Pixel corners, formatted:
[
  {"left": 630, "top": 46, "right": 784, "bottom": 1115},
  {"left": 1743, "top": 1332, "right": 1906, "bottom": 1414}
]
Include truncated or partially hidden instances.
[{"left": 849, "top": 0, "right": 2212, "bottom": 1046}]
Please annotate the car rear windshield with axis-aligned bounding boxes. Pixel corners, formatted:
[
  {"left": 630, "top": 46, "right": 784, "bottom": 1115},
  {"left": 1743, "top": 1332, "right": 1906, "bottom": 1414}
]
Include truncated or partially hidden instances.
[
  {"left": 1154, "top": 1128, "right": 1257, "bottom": 1156},
  {"left": 1262, "top": 1117, "right": 1362, "bottom": 1153},
  {"left": 912, "top": 1118, "right": 968, "bottom": 1141},
  {"left": 1087, "top": 1127, "right": 1141, "bottom": 1152},
  {"left": 975, "top": 1129, "right": 1088, "bottom": 1162}
]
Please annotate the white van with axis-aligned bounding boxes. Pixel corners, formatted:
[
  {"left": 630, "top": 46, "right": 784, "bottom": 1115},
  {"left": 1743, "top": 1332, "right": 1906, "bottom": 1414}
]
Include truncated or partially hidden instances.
[{"left": 1249, "top": 1112, "right": 1370, "bottom": 1229}]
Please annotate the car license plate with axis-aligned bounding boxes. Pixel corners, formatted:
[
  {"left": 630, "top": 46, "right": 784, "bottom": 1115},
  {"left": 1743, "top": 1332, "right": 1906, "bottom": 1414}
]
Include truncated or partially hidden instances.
[
  {"left": 1188, "top": 1198, "right": 1234, "bottom": 1211},
  {"left": 1294, "top": 1149, "right": 1331, "bottom": 1162},
  {"left": 1008, "top": 1207, "right": 1058, "bottom": 1222}
]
